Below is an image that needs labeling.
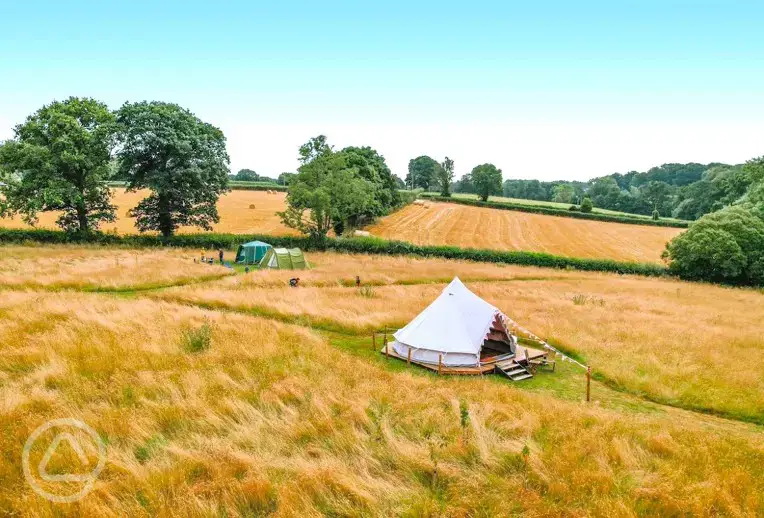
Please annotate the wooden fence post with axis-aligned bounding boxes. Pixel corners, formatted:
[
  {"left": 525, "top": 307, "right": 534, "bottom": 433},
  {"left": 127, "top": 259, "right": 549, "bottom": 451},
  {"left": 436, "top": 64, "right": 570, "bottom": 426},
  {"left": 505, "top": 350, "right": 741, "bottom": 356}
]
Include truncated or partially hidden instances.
[{"left": 586, "top": 366, "right": 591, "bottom": 402}]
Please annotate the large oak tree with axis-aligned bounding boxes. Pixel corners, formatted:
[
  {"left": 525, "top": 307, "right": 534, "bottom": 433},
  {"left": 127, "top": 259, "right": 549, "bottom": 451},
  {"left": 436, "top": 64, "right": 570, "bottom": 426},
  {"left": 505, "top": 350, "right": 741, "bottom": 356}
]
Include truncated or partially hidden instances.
[
  {"left": 115, "top": 102, "right": 230, "bottom": 238},
  {"left": 279, "top": 136, "right": 374, "bottom": 240},
  {"left": 0, "top": 97, "right": 116, "bottom": 232},
  {"left": 470, "top": 163, "right": 503, "bottom": 201}
]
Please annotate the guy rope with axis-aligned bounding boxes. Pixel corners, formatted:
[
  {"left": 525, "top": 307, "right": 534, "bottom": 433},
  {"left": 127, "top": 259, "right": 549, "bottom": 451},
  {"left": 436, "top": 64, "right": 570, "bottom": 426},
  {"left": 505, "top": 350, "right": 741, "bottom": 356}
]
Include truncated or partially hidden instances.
[{"left": 502, "top": 316, "right": 593, "bottom": 401}]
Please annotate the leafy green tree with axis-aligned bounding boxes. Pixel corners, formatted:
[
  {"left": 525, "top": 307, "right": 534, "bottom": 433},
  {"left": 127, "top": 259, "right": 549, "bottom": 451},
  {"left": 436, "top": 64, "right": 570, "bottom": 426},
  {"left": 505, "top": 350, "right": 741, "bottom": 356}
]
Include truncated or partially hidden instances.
[
  {"left": 664, "top": 205, "right": 764, "bottom": 285},
  {"left": 406, "top": 156, "right": 441, "bottom": 190},
  {"left": 580, "top": 196, "right": 593, "bottom": 213},
  {"left": 278, "top": 139, "right": 374, "bottom": 239},
  {"left": 234, "top": 168, "right": 259, "bottom": 181},
  {"left": 471, "top": 163, "right": 503, "bottom": 201},
  {"left": 298, "top": 135, "right": 332, "bottom": 164},
  {"left": 743, "top": 156, "right": 764, "bottom": 205},
  {"left": 639, "top": 181, "right": 674, "bottom": 216},
  {"left": 552, "top": 184, "right": 575, "bottom": 204},
  {"left": 453, "top": 172, "right": 475, "bottom": 194},
  {"left": 437, "top": 157, "right": 455, "bottom": 197},
  {"left": 115, "top": 101, "right": 230, "bottom": 238},
  {"left": 341, "top": 145, "right": 400, "bottom": 218},
  {"left": 278, "top": 172, "right": 296, "bottom": 185},
  {"left": 0, "top": 97, "right": 116, "bottom": 232}
]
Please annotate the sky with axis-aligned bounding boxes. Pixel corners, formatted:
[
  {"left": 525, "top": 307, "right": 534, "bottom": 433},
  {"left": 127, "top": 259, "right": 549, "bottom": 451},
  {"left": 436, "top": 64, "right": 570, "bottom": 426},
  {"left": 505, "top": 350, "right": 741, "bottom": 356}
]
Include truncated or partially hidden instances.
[{"left": 1, "top": 1, "right": 763, "bottom": 182}]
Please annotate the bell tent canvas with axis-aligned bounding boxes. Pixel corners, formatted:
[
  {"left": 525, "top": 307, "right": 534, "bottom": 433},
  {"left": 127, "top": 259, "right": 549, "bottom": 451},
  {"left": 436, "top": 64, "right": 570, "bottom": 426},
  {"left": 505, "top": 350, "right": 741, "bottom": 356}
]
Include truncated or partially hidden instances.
[
  {"left": 235, "top": 241, "right": 272, "bottom": 265},
  {"left": 259, "top": 247, "right": 308, "bottom": 270},
  {"left": 391, "top": 277, "right": 518, "bottom": 367}
]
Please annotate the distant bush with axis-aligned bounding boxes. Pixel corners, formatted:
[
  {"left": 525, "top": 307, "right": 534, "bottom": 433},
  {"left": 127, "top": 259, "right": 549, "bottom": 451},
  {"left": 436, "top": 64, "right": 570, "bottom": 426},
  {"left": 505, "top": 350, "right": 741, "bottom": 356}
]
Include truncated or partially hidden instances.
[
  {"left": 358, "top": 286, "right": 376, "bottom": 298},
  {"left": 419, "top": 194, "right": 689, "bottom": 228},
  {"left": 0, "top": 228, "right": 668, "bottom": 278},
  {"left": 568, "top": 205, "right": 579, "bottom": 211},
  {"left": 652, "top": 209, "right": 660, "bottom": 221},
  {"left": 663, "top": 204, "right": 764, "bottom": 286},
  {"left": 580, "top": 196, "right": 593, "bottom": 213}
]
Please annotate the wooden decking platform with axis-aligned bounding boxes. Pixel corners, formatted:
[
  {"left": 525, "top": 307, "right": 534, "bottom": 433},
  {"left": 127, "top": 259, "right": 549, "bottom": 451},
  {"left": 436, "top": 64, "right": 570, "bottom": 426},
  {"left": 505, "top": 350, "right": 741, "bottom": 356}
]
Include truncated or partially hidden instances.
[{"left": 379, "top": 343, "right": 548, "bottom": 376}]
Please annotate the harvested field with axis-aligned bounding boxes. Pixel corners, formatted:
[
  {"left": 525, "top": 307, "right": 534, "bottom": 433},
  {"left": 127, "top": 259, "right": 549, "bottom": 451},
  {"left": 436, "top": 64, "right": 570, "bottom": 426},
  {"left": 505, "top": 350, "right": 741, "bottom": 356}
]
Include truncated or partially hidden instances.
[
  {"left": 0, "top": 291, "right": 762, "bottom": 516},
  {"left": 366, "top": 202, "right": 683, "bottom": 263},
  {"left": 0, "top": 188, "right": 296, "bottom": 236}
]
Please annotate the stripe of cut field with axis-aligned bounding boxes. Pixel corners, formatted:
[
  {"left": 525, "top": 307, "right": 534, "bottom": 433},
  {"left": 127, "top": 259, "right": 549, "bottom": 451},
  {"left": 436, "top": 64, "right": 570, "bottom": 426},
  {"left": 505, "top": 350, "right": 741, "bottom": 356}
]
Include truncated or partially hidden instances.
[{"left": 366, "top": 202, "right": 683, "bottom": 263}]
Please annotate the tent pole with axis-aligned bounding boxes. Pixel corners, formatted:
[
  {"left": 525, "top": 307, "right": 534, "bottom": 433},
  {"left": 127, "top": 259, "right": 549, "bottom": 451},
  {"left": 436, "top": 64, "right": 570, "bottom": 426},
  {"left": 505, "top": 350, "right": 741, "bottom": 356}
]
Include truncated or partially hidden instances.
[
  {"left": 438, "top": 354, "right": 442, "bottom": 375},
  {"left": 586, "top": 366, "right": 591, "bottom": 402},
  {"left": 407, "top": 348, "right": 411, "bottom": 366},
  {"left": 372, "top": 332, "right": 376, "bottom": 351},
  {"left": 385, "top": 341, "right": 389, "bottom": 359}
]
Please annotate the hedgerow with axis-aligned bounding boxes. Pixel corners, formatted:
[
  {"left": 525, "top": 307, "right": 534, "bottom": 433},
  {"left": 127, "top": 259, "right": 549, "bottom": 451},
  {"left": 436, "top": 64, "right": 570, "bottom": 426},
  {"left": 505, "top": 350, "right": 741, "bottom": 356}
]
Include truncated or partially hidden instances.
[
  {"left": 0, "top": 228, "right": 667, "bottom": 277},
  {"left": 419, "top": 194, "right": 689, "bottom": 228},
  {"left": 105, "top": 180, "right": 288, "bottom": 192}
]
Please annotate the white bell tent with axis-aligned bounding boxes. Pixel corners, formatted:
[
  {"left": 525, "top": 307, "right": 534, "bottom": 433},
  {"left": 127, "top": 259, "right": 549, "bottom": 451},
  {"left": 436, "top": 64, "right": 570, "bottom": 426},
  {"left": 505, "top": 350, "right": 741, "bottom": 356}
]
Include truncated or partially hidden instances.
[{"left": 392, "top": 277, "right": 517, "bottom": 367}]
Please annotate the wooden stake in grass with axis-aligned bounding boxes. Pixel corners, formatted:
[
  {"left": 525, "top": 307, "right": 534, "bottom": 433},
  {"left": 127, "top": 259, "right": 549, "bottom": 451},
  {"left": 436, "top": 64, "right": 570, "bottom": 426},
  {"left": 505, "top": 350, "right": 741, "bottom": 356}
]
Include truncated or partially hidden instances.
[
  {"left": 586, "top": 366, "right": 591, "bottom": 402},
  {"left": 372, "top": 332, "right": 376, "bottom": 351}
]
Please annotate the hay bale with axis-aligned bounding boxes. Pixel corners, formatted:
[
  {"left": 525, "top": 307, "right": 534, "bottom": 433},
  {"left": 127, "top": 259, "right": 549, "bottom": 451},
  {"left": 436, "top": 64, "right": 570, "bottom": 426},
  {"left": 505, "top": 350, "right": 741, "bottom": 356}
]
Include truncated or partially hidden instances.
[{"left": 249, "top": 204, "right": 256, "bottom": 209}]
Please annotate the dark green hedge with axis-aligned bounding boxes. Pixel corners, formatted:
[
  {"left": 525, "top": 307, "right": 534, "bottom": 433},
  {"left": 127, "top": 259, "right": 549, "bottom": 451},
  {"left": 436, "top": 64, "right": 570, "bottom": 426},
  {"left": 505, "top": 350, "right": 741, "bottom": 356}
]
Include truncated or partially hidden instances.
[
  {"left": 0, "top": 228, "right": 668, "bottom": 277},
  {"left": 227, "top": 182, "right": 288, "bottom": 192},
  {"left": 105, "top": 181, "right": 288, "bottom": 192},
  {"left": 420, "top": 194, "right": 689, "bottom": 228}
]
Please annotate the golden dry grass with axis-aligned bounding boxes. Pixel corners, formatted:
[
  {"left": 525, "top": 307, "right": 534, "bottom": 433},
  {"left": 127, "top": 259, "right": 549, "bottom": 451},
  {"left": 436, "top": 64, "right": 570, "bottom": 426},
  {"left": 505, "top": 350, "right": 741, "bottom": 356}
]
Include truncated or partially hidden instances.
[
  {"left": 0, "top": 188, "right": 296, "bottom": 235},
  {"left": 222, "top": 251, "right": 587, "bottom": 288},
  {"left": 0, "top": 245, "right": 233, "bottom": 290},
  {"left": 154, "top": 267, "right": 764, "bottom": 424},
  {"left": 366, "top": 202, "right": 683, "bottom": 263},
  {"left": 0, "top": 292, "right": 762, "bottom": 516}
]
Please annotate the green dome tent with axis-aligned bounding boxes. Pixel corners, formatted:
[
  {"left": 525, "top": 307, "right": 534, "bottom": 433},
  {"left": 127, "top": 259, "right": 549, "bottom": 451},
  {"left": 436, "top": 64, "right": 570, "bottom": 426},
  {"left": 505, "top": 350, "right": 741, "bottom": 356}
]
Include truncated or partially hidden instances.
[
  {"left": 259, "top": 248, "right": 308, "bottom": 270},
  {"left": 235, "top": 241, "right": 272, "bottom": 265}
]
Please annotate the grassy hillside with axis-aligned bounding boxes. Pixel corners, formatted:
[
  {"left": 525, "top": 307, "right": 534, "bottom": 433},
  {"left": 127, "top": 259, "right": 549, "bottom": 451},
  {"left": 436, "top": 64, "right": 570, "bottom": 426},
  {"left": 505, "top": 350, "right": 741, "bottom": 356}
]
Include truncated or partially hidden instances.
[
  {"left": 0, "top": 246, "right": 762, "bottom": 515},
  {"left": 366, "top": 202, "right": 683, "bottom": 263}
]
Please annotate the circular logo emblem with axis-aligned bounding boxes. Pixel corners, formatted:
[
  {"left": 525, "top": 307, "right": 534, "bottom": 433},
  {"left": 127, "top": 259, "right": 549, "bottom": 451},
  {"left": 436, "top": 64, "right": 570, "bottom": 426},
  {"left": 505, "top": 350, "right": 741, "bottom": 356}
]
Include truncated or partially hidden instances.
[{"left": 22, "top": 418, "right": 106, "bottom": 503}]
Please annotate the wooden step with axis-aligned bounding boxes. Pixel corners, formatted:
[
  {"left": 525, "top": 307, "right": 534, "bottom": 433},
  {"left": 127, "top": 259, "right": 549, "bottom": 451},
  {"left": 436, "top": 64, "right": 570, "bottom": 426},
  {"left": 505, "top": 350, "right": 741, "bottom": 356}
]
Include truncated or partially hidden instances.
[
  {"left": 510, "top": 373, "right": 533, "bottom": 381},
  {"left": 495, "top": 361, "right": 533, "bottom": 381}
]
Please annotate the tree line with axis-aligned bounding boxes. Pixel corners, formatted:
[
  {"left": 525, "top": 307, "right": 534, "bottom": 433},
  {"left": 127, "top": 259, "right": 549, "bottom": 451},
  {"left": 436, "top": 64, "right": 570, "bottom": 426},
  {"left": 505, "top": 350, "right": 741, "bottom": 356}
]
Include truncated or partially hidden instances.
[
  {"left": 0, "top": 99, "right": 405, "bottom": 242},
  {"left": 406, "top": 155, "right": 503, "bottom": 202},
  {"left": 663, "top": 158, "right": 764, "bottom": 286},
  {"left": 0, "top": 97, "right": 230, "bottom": 237},
  {"left": 229, "top": 168, "right": 296, "bottom": 186},
  {"left": 498, "top": 163, "right": 753, "bottom": 221}
]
